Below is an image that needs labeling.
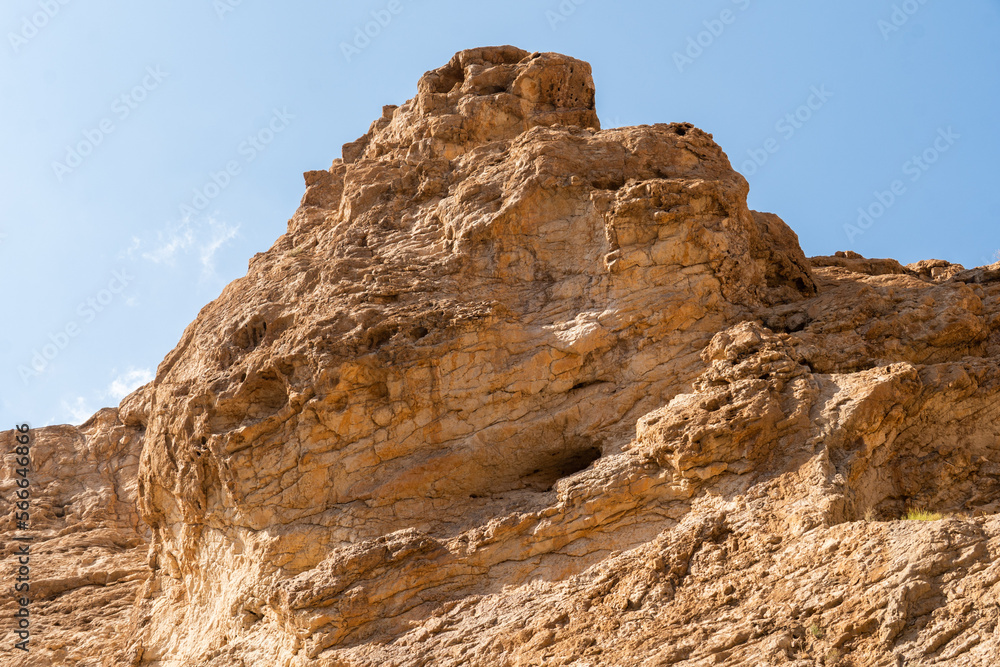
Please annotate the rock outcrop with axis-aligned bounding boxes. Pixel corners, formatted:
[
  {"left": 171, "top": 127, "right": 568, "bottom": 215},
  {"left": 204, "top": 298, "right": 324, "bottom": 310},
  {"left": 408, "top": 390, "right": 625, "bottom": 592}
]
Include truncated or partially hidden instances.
[
  {"left": 0, "top": 411, "right": 147, "bottom": 665},
  {"left": 3, "top": 47, "right": 999, "bottom": 667}
]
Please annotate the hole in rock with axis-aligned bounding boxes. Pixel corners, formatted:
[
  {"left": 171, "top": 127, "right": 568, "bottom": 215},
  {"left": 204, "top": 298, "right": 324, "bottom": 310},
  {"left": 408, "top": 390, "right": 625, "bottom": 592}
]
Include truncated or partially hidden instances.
[
  {"left": 234, "top": 316, "right": 268, "bottom": 351},
  {"left": 431, "top": 61, "right": 465, "bottom": 94},
  {"left": 569, "top": 379, "right": 609, "bottom": 392},
  {"left": 519, "top": 446, "right": 603, "bottom": 492},
  {"left": 766, "top": 311, "right": 811, "bottom": 334},
  {"left": 364, "top": 325, "right": 396, "bottom": 351}
]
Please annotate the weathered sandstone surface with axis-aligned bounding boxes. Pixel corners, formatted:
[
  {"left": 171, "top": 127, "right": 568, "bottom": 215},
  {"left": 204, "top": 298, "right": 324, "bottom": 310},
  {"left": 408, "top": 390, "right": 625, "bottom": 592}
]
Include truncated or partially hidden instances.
[
  {"left": 3, "top": 47, "right": 999, "bottom": 667},
  {"left": 0, "top": 411, "right": 146, "bottom": 665}
]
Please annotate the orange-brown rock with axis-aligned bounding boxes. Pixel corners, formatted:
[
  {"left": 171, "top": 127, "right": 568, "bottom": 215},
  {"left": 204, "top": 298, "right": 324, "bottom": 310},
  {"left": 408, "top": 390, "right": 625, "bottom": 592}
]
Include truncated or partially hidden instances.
[
  {"left": 3, "top": 47, "right": 999, "bottom": 667},
  {"left": 0, "top": 411, "right": 147, "bottom": 666}
]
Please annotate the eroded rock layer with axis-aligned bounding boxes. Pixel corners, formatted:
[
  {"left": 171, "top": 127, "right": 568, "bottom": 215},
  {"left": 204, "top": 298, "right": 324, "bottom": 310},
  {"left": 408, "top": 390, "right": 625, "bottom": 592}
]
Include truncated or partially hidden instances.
[
  {"left": 0, "top": 411, "right": 147, "bottom": 666},
  {"left": 3, "top": 47, "right": 1000, "bottom": 667}
]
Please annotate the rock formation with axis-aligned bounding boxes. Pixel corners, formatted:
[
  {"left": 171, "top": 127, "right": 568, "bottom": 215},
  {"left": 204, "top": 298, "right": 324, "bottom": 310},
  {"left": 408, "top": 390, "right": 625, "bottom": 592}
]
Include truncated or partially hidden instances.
[
  {"left": 0, "top": 411, "right": 146, "bottom": 665},
  {"left": 3, "top": 46, "right": 1000, "bottom": 667}
]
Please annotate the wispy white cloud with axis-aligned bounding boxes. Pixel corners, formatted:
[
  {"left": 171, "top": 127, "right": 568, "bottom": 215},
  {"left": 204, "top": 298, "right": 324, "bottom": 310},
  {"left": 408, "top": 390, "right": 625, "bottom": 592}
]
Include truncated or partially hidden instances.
[
  {"left": 105, "top": 367, "right": 154, "bottom": 401},
  {"left": 122, "top": 235, "right": 142, "bottom": 259},
  {"left": 135, "top": 216, "right": 240, "bottom": 280},
  {"left": 49, "top": 368, "right": 152, "bottom": 426},
  {"left": 199, "top": 218, "right": 240, "bottom": 278},
  {"left": 142, "top": 222, "right": 196, "bottom": 265},
  {"left": 61, "top": 396, "right": 95, "bottom": 425}
]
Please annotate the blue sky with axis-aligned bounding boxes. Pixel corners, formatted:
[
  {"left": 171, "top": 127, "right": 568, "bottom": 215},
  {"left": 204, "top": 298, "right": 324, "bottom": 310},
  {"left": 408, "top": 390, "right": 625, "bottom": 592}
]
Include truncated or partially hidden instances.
[{"left": 2, "top": 0, "right": 998, "bottom": 427}]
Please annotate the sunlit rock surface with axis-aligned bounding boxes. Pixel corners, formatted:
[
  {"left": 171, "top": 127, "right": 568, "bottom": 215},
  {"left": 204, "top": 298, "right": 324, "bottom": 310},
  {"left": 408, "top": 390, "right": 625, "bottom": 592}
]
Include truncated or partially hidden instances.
[{"left": 4, "top": 47, "right": 1000, "bottom": 667}]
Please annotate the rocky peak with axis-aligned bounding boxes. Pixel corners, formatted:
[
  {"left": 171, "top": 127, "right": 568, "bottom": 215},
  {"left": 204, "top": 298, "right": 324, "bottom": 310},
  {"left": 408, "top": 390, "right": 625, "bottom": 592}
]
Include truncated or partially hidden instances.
[{"left": 342, "top": 46, "right": 599, "bottom": 163}]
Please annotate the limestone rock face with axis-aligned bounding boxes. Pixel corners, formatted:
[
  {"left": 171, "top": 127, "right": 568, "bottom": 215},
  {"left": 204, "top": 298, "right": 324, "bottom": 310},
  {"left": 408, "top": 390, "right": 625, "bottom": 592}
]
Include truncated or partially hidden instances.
[
  {"left": 0, "top": 410, "right": 147, "bottom": 666},
  {"left": 4, "top": 47, "right": 1000, "bottom": 667}
]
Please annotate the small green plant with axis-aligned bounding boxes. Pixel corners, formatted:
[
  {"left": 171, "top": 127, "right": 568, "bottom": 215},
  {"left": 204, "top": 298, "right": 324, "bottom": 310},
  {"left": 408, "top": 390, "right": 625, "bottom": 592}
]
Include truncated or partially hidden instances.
[
  {"left": 809, "top": 623, "right": 824, "bottom": 639},
  {"left": 904, "top": 508, "right": 942, "bottom": 521},
  {"left": 825, "top": 647, "right": 841, "bottom": 664},
  {"left": 285, "top": 246, "right": 307, "bottom": 258}
]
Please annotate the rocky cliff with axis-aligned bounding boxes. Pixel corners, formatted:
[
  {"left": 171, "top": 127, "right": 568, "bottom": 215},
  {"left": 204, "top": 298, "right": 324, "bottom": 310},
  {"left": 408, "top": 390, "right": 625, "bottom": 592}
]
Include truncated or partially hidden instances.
[{"left": 3, "top": 46, "right": 1000, "bottom": 667}]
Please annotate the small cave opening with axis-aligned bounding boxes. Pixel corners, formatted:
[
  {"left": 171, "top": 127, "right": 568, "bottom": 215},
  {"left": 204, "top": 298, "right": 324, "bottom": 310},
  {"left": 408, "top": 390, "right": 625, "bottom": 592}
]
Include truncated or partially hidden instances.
[
  {"left": 673, "top": 123, "right": 694, "bottom": 136},
  {"left": 764, "top": 310, "right": 811, "bottom": 334},
  {"left": 569, "top": 379, "right": 609, "bottom": 392},
  {"left": 234, "top": 316, "right": 268, "bottom": 351},
  {"left": 363, "top": 324, "right": 397, "bottom": 351},
  {"left": 430, "top": 61, "right": 465, "bottom": 94},
  {"left": 520, "top": 446, "right": 603, "bottom": 492}
]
